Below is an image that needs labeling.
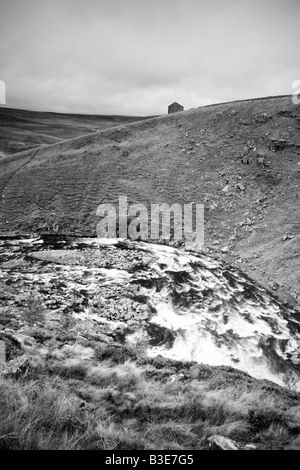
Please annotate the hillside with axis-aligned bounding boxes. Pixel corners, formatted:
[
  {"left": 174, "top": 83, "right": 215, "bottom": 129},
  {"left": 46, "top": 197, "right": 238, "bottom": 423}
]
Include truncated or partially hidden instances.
[
  {"left": 0, "top": 107, "right": 149, "bottom": 156},
  {"left": 0, "top": 95, "right": 299, "bottom": 310}
]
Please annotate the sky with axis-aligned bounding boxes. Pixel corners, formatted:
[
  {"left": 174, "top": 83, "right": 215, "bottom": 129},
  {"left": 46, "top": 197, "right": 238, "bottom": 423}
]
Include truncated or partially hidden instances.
[{"left": 0, "top": 0, "right": 299, "bottom": 115}]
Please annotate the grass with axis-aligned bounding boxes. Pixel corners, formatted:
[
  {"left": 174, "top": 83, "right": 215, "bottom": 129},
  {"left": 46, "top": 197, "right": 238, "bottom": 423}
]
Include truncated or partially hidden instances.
[
  {"left": 19, "top": 293, "right": 46, "bottom": 327},
  {"left": 0, "top": 107, "right": 148, "bottom": 156},
  {"left": 1, "top": 341, "right": 300, "bottom": 450}
]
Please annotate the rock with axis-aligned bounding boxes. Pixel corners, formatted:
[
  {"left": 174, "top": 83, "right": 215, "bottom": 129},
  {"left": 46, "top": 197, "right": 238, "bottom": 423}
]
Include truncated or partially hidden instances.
[
  {"left": 244, "top": 444, "right": 258, "bottom": 450},
  {"left": 240, "top": 218, "right": 253, "bottom": 227},
  {"left": 123, "top": 392, "right": 136, "bottom": 401},
  {"left": 89, "top": 332, "right": 111, "bottom": 344},
  {"left": 255, "top": 113, "right": 272, "bottom": 124},
  {"left": 4, "top": 332, "right": 36, "bottom": 349},
  {"left": 236, "top": 182, "right": 245, "bottom": 191},
  {"left": 282, "top": 234, "right": 294, "bottom": 241},
  {"left": 1, "top": 355, "right": 30, "bottom": 378},
  {"left": 270, "top": 138, "right": 291, "bottom": 152},
  {"left": 207, "top": 435, "right": 257, "bottom": 450},
  {"left": 208, "top": 435, "right": 240, "bottom": 450},
  {"left": 221, "top": 246, "right": 230, "bottom": 253}
]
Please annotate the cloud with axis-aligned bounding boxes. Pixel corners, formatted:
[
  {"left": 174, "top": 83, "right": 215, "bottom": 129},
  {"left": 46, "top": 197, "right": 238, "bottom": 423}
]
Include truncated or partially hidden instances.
[{"left": 0, "top": 0, "right": 299, "bottom": 115}]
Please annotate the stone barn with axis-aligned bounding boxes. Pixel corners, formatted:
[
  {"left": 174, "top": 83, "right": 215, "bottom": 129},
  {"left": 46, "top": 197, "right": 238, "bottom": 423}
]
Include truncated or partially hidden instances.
[{"left": 168, "top": 102, "right": 184, "bottom": 114}]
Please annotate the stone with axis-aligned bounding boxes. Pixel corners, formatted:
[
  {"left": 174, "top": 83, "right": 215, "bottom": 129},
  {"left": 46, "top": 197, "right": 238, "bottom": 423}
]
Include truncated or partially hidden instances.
[
  {"left": 207, "top": 435, "right": 257, "bottom": 450},
  {"left": 244, "top": 444, "right": 258, "bottom": 450},
  {"left": 236, "top": 182, "right": 245, "bottom": 191},
  {"left": 208, "top": 435, "right": 240, "bottom": 450},
  {"left": 282, "top": 234, "right": 294, "bottom": 241},
  {"left": 2, "top": 355, "right": 30, "bottom": 378}
]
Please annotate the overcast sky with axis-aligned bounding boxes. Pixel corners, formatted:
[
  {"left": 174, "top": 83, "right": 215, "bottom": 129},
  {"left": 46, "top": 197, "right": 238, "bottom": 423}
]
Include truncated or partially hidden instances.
[{"left": 0, "top": 0, "right": 299, "bottom": 115}]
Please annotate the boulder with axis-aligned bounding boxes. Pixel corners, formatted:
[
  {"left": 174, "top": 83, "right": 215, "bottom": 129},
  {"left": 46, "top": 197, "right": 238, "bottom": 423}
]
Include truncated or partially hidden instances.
[
  {"left": 1, "top": 355, "right": 30, "bottom": 378},
  {"left": 207, "top": 435, "right": 258, "bottom": 450},
  {"left": 208, "top": 435, "right": 240, "bottom": 450}
]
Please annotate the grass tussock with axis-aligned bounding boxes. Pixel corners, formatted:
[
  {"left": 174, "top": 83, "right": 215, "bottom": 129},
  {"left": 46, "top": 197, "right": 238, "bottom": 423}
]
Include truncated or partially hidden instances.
[{"left": 1, "top": 342, "right": 300, "bottom": 450}]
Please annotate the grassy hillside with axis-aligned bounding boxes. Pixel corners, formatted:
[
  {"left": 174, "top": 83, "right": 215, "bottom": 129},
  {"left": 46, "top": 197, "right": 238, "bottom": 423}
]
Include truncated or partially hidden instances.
[
  {"left": 2, "top": 345, "right": 300, "bottom": 450},
  {"left": 0, "top": 107, "right": 149, "bottom": 156},
  {"left": 0, "top": 95, "right": 299, "bottom": 309}
]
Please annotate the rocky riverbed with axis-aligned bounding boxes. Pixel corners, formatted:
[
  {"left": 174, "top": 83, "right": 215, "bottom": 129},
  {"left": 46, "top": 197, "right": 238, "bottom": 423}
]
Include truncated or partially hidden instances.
[{"left": 1, "top": 236, "right": 300, "bottom": 390}]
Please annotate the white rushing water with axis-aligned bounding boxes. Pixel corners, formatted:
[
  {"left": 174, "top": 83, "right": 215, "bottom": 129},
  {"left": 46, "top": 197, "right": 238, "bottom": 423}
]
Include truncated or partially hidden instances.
[{"left": 129, "top": 242, "right": 300, "bottom": 390}]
